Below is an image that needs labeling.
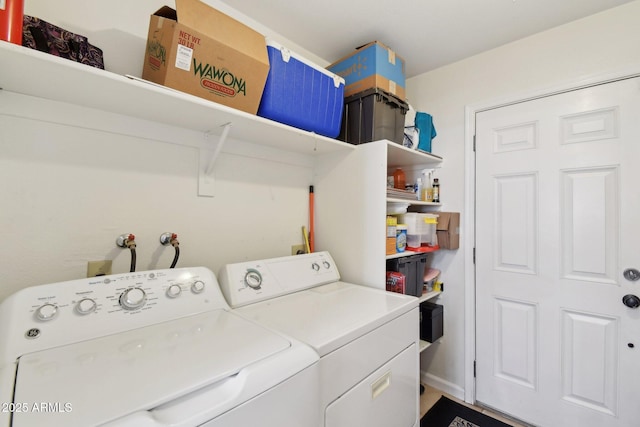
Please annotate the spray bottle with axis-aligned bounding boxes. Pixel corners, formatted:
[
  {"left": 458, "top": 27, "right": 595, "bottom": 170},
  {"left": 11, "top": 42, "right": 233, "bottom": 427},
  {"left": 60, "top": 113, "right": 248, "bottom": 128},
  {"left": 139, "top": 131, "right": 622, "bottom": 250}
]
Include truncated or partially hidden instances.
[
  {"left": 422, "top": 169, "right": 434, "bottom": 202},
  {"left": 416, "top": 178, "right": 423, "bottom": 201}
]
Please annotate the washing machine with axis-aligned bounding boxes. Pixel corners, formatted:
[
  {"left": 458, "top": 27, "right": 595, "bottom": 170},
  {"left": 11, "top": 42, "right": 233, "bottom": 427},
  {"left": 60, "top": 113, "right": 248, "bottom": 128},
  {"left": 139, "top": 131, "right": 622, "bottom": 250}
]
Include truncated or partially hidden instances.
[
  {"left": 219, "top": 251, "right": 420, "bottom": 427},
  {"left": 0, "top": 267, "right": 320, "bottom": 427}
]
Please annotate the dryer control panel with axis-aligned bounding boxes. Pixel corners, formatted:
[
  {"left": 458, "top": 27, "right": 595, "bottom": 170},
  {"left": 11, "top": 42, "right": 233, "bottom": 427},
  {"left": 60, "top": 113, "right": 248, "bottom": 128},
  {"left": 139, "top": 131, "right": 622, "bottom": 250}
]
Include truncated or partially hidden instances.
[
  {"left": 218, "top": 251, "right": 341, "bottom": 308},
  {"left": 0, "top": 267, "right": 227, "bottom": 364}
]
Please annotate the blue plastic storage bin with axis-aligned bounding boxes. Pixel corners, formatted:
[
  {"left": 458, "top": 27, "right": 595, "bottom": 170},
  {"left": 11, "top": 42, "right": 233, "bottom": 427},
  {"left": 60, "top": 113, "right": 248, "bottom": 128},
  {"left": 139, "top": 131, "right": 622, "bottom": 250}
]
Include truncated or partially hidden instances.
[{"left": 258, "top": 40, "right": 345, "bottom": 138}]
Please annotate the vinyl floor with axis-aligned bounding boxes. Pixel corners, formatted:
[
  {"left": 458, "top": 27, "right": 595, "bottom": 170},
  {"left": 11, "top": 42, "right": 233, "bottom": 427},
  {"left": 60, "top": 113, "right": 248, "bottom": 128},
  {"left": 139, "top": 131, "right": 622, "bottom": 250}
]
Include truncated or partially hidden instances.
[{"left": 419, "top": 384, "right": 528, "bottom": 427}]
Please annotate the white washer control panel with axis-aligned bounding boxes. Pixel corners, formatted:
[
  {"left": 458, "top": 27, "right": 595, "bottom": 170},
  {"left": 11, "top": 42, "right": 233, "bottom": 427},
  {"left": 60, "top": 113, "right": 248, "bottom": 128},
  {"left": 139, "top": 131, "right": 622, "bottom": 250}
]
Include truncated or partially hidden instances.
[
  {"left": 218, "top": 251, "right": 340, "bottom": 308},
  {"left": 0, "top": 267, "right": 227, "bottom": 365}
]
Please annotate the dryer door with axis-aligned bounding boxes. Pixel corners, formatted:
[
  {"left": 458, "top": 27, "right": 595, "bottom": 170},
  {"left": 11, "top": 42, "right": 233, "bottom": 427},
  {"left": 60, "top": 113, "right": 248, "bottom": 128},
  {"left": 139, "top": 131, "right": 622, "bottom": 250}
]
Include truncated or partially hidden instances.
[{"left": 325, "top": 343, "right": 418, "bottom": 427}]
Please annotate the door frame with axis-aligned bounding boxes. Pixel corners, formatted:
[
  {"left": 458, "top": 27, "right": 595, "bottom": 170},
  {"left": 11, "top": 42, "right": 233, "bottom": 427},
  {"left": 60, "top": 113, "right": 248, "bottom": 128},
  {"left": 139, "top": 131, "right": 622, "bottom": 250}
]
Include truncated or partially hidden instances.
[{"left": 462, "top": 65, "right": 640, "bottom": 404}]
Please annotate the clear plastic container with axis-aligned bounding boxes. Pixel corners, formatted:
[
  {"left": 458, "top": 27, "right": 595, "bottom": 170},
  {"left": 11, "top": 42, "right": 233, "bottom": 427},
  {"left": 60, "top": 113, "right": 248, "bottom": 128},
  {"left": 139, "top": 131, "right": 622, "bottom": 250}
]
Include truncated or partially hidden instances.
[
  {"left": 401, "top": 213, "right": 439, "bottom": 247},
  {"left": 406, "top": 234, "right": 421, "bottom": 248},
  {"left": 421, "top": 214, "right": 439, "bottom": 246}
]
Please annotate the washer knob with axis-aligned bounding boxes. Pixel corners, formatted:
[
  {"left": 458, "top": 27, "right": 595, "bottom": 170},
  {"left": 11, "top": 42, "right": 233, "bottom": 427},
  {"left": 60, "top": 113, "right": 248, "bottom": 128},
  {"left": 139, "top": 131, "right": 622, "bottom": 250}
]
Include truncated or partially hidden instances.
[
  {"left": 166, "top": 284, "right": 182, "bottom": 299},
  {"left": 119, "top": 288, "right": 147, "bottom": 310},
  {"left": 312, "top": 263, "right": 320, "bottom": 271},
  {"left": 323, "top": 261, "right": 331, "bottom": 269},
  {"left": 35, "top": 303, "right": 58, "bottom": 321},
  {"left": 76, "top": 298, "right": 97, "bottom": 315},
  {"left": 191, "top": 280, "right": 205, "bottom": 294}
]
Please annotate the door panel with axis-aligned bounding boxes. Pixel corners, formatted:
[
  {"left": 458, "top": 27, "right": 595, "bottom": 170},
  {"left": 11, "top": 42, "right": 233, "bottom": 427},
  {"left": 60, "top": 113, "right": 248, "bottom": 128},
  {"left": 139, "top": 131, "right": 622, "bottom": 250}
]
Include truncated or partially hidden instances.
[
  {"left": 494, "top": 173, "right": 538, "bottom": 274},
  {"left": 561, "top": 309, "right": 618, "bottom": 416},
  {"left": 475, "top": 77, "right": 640, "bottom": 427},
  {"left": 493, "top": 298, "right": 537, "bottom": 389},
  {"left": 561, "top": 167, "right": 618, "bottom": 283}
]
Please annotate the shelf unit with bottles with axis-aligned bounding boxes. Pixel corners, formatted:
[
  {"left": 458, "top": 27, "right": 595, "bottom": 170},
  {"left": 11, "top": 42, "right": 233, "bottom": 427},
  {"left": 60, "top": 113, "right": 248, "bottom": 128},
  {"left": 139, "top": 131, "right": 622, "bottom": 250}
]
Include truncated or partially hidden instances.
[
  {"left": 315, "top": 140, "right": 443, "bottom": 289},
  {"left": 385, "top": 141, "right": 443, "bottom": 257}
]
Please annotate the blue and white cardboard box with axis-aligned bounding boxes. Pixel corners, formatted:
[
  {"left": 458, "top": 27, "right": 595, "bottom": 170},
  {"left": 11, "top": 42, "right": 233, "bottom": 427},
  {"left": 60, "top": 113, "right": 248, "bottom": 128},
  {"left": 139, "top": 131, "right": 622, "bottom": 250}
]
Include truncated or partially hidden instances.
[
  {"left": 257, "top": 39, "right": 345, "bottom": 138},
  {"left": 327, "top": 41, "right": 406, "bottom": 101}
]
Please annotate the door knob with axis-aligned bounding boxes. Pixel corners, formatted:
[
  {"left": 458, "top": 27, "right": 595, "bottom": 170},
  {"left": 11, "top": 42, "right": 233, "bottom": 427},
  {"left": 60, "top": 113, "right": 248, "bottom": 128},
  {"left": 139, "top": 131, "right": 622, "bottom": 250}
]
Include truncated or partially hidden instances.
[
  {"left": 623, "top": 268, "right": 640, "bottom": 281},
  {"left": 622, "top": 294, "right": 640, "bottom": 308}
]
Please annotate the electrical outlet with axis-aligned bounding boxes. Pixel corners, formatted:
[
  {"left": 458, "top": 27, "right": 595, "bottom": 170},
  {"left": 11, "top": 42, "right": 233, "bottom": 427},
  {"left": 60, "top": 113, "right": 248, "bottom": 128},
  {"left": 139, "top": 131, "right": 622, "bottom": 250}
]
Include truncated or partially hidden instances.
[
  {"left": 87, "top": 260, "right": 112, "bottom": 277},
  {"left": 291, "top": 244, "right": 306, "bottom": 255}
]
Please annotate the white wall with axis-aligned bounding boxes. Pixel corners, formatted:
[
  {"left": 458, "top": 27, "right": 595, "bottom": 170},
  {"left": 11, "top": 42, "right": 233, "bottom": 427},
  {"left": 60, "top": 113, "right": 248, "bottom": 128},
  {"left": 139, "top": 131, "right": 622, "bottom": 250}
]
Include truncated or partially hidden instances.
[
  {"left": 23, "top": 0, "right": 327, "bottom": 77},
  {"left": 0, "top": 93, "right": 315, "bottom": 301},
  {"left": 407, "top": 0, "right": 640, "bottom": 398},
  {"left": 0, "top": 0, "right": 324, "bottom": 301}
]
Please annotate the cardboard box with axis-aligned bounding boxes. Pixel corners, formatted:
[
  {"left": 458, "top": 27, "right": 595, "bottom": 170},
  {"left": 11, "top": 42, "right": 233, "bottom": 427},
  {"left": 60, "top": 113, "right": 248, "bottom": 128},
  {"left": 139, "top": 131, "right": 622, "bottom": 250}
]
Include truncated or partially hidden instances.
[
  {"left": 142, "top": 0, "right": 270, "bottom": 114},
  {"left": 436, "top": 212, "right": 460, "bottom": 249},
  {"left": 327, "top": 41, "right": 406, "bottom": 101},
  {"left": 386, "top": 271, "right": 406, "bottom": 294},
  {"left": 386, "top": 237, "right": 396, "bottom": 256}
]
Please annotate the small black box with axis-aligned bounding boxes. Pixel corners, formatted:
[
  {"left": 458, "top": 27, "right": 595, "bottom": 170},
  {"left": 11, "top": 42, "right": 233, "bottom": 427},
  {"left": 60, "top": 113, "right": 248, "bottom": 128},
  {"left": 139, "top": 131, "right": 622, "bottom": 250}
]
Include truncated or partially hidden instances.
[
  {"left": 420, "top": 302, "right": 443, "bottom": 343},
  {"left": 339, "top": 88, "right": 409, "bottom": 145}
]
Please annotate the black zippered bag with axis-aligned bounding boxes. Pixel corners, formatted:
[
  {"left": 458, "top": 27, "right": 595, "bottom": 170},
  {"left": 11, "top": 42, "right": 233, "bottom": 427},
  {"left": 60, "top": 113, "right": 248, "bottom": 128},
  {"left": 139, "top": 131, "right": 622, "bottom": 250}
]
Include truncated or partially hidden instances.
[{"left": 22, "top": 15, "right": 104, "bottom": 69}]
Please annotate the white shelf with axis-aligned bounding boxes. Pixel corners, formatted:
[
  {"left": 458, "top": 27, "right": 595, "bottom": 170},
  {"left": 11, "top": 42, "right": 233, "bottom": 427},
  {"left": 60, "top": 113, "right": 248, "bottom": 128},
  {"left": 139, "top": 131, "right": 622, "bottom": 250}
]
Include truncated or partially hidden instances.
[
  {"left": 0, "top": 42, "right": 355, "bottom": 156},
  {"left": 386, "top": 246, "right": 440, "bottom": 260},
  {"left": 419, "top": 336, "right": 442, "bottom": 353},
  {"left": 419, "top": 289, "right": 442, "bottom": 354},
  {"left": 419, "top": 292, "right": 442, "bottom": 352},
  {"left": 386, "top": 197, "right": 441, "bottom": 206},
  {"left": 385, "top": 250, "right": 421, "bottom": 260},
  {"left": 387, "top": 141, "right": 442, "bottom": 168},
  {"left": 418, "top": 290, "right": 441, "bottom": 303}
]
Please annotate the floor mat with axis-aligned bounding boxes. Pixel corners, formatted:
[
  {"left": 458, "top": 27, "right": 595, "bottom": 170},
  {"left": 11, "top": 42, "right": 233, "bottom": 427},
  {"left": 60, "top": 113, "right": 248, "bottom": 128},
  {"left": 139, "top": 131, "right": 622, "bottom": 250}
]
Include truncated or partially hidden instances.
[{"left": 420, "top": 396, "right": 512, "bottom": 427}]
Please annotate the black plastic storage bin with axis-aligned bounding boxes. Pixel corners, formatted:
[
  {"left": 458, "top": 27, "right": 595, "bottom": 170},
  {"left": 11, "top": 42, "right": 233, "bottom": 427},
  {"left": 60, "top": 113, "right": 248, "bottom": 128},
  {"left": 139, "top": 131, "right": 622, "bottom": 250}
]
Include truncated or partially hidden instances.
[
  {"left": 339, "top": 88, "right": 409, "bottom": 145},
  {"left": 386, "top": 253, "right": 427, "bottom": 297},
  {"left": 420, "top": 301, "right": 443, "bottom": 343}
]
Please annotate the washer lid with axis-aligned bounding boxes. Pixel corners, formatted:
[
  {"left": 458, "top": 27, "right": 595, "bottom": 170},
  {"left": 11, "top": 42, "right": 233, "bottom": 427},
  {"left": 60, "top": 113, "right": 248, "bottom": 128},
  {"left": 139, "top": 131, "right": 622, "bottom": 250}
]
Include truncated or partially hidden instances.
[
  {"left": 11, "top": 310, "right": 292, "bottom": 427},
  {"left": 237, "top": 281, "right": 418, "bottom": 356}
]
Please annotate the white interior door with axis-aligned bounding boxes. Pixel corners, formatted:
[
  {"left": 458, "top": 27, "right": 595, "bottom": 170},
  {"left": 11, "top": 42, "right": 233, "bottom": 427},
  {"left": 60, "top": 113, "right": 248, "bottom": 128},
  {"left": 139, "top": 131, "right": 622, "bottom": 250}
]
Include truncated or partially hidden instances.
[{"left": 475, "top": 77, "right": 640, "bottom": 427}]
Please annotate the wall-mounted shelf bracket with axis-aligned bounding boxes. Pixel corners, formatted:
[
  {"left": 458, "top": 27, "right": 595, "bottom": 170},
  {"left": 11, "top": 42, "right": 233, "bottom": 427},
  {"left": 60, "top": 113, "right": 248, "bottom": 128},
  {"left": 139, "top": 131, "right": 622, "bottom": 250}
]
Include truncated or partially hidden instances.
[{"left": 198, "top": 122, "right": 232, "bottom": 197}]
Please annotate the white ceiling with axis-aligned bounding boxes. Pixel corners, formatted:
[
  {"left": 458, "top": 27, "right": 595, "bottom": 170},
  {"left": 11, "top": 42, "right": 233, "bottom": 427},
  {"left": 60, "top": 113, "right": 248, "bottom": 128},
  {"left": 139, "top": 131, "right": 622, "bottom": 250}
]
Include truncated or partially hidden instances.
[{"left": 220, "top": 0, "right": 634, "bottom": 78}]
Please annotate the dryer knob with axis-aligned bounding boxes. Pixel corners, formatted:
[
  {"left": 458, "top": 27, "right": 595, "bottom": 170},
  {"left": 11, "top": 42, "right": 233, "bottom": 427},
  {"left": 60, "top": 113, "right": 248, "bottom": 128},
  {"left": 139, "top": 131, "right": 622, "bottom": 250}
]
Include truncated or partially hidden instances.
[
  {"left": 244, "top": 269, "right": 262, "bottom": 289},
  {"left": 119, "top": 288, "right": 147, "bottom": 310},
  {"left": 35, "top": 303, "right": 58, "bottom": 321}
]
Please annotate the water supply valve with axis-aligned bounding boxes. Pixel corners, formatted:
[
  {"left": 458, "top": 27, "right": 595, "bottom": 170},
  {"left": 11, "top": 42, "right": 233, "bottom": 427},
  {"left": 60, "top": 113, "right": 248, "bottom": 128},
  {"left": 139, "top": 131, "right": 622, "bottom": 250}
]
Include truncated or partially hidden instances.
[
  {"left": 116, "top": 233, "right": 136, "bottom": 248},
  {"left": 159, "top": 232, "right": 178, "bottom": 246}
]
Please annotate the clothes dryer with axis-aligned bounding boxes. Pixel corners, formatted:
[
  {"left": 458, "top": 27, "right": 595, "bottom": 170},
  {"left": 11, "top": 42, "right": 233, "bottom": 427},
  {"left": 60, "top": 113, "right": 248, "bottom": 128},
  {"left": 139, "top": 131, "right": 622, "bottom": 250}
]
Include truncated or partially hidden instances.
[{"left": 219, "top": 252, "right": 420, "bottom": 427}]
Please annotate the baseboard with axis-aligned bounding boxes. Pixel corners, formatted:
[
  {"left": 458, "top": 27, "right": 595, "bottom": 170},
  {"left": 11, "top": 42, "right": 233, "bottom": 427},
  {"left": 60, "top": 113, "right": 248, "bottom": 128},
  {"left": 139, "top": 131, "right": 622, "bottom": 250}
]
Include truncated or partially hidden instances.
[{"left": 420, "top": 370, "right": 466, "bottom": 402}]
